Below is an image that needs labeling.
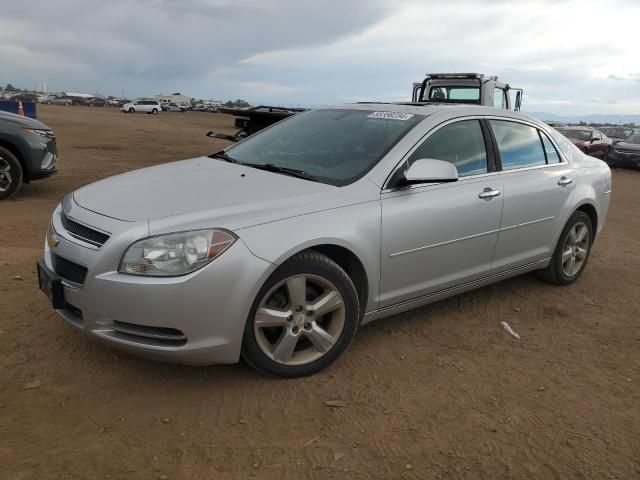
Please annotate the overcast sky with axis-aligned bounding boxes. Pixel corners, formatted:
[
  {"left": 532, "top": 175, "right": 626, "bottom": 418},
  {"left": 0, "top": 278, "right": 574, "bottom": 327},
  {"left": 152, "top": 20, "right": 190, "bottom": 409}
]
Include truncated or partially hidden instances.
[{"left": 1, "top": 0, "right": 639, "bottom": 114}]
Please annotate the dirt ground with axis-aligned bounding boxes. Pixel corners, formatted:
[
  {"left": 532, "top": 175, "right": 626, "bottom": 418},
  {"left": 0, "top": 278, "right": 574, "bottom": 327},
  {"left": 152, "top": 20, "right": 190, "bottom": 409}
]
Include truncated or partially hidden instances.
[{"left": 1, "top": 104, "right": 639, "bottom": 479}]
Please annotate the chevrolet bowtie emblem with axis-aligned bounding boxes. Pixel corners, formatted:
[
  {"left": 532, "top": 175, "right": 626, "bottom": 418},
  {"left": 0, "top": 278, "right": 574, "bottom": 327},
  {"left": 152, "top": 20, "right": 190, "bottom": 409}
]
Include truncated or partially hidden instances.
[{"left": 47, "top": 232, "right": 59, "bottom": 248}]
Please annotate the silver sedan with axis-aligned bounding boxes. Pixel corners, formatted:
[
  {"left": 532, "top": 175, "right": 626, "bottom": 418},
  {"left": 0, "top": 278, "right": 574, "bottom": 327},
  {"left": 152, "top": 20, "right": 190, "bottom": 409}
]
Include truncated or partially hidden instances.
[{"left": 38, "top": 104, "right": 611, "bottom": 377}]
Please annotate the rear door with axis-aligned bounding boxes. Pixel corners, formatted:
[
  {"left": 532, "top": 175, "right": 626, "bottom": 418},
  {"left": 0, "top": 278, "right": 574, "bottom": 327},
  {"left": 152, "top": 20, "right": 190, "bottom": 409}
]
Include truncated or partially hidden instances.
[
  {"left": 379, "top": 119, "right": 504, "bottom": 307},
  {"left": 488, "top": 119, "right": 575, "bottom": 272}
]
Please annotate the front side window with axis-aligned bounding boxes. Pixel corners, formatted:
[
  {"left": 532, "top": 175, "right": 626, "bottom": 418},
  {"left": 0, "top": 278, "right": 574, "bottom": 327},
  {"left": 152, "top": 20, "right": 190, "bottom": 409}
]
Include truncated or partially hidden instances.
[
  {"left": 493, "top": 88, "right": 507, "bottom": 109},
  {"left": 225, "top": 109, "right": 423, "bottom": 186},
  {"left": 407, "top": 120, "right": 488, "bottom": 177},
  {"left": 490, "top": 120, "right": 546, "bottom": 170}
]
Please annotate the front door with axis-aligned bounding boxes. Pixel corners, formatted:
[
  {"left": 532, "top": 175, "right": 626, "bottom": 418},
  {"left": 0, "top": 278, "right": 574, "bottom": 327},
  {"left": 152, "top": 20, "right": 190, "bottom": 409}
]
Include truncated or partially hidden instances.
[{"left": 379, "top": 119, "right": 504, "bottom": 307}]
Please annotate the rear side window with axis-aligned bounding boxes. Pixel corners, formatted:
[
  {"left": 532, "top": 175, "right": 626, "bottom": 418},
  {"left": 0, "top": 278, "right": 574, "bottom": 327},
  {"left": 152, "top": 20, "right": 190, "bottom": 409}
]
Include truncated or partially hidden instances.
[
  {"left": 489, "top": 120, "right": 546, "bottom": 170},
  {"left": 540, "top": 132, "right": 561, "bottom": 163},
  {"left": 407, "top": 120, "right": 488, "bottom": 177}
]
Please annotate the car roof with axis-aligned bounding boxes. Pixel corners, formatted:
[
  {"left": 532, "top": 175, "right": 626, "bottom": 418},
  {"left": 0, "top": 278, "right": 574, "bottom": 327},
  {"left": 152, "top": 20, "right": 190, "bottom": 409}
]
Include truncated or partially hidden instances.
[
  {"left": 318, "top": 102, "right": 547, "bottom": 126},
  {"left": 557, "top": 126, "right": 593, "bottom": 131}
]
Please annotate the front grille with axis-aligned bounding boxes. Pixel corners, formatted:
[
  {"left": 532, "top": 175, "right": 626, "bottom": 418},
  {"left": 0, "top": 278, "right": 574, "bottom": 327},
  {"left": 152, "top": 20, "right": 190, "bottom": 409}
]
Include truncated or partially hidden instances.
[
  {"left": 52, "top": 254, "right": 88, "bottom": 284},
  {"left": 61, "top": 212, "right": 110, "bottom": 247},
  {"left": 111, "top": 321, "right": 187, "bottom": 346},
  {"left": 614, "top": 149, "right": 640, "bottom": 156}
]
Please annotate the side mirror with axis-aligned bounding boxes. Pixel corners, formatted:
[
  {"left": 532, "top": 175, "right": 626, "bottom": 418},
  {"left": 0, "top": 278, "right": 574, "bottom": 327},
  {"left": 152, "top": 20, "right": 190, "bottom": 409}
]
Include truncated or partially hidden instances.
[{"left": 402, "top": 158, "right": 458, "bottom": 186}]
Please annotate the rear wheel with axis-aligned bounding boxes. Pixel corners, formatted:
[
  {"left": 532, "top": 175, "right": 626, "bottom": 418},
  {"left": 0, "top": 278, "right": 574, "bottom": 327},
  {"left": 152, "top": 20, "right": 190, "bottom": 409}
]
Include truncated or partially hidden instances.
[
  {"left": 0, "top": 146, "right": 23, "bottom": 200},
  {"left": 536, "top": 211, "right": 593, "bottom": 285},
  {"left": 242, "top": 251, "right": 360, "bottom": 377}
]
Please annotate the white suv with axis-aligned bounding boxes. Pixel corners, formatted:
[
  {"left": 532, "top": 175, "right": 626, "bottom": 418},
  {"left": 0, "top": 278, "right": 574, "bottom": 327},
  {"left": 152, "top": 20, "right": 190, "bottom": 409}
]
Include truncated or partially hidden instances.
[{"left": 120, "top": 99, "right": 161, "bottom": 114}]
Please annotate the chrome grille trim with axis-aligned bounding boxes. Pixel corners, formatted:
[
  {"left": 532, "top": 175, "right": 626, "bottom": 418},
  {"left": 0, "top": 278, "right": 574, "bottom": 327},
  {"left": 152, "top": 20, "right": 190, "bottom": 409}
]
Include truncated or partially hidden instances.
[{"left": 60, "top": 212, "right": 110, "bottom": 247}]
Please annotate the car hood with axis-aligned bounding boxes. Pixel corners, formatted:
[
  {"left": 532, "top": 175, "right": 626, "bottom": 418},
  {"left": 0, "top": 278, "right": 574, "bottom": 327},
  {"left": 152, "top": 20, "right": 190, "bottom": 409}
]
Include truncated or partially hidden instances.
[
  {"left": 72, "top": 157, "right": 351, "bottom": 227},
  {"left": 567, "top": 138, "right": 587, "bottom": 146},
  {"left": 614, "top": 142, "right": 640, "bottom": 152},
  {"left": 0, "top": 110, "right": 50, "bottom": 129}
]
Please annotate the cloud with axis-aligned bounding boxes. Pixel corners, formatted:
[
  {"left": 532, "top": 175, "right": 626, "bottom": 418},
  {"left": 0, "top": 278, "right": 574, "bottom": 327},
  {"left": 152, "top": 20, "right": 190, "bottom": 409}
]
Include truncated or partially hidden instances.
[{"left": 1, "top": 0, "right": 640, "bottom": 114}]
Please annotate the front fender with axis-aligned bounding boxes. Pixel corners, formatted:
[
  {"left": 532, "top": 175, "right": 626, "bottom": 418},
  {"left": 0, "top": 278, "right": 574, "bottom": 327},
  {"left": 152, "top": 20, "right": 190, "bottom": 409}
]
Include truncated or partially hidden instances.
[{"left": 236, "top": 201, "right": 381, "bottom": 313}]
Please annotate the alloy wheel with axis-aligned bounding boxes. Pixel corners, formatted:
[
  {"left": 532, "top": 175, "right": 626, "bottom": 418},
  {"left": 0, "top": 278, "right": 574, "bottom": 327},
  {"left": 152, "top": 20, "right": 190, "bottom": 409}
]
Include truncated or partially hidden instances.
[
  {"left": 0, "top": 158, "right": 12, "bottom": 193},
  {"left": 561, "top": 221, "right": 590, "bottom": 277},
  {"left": 253, "top": 274, "right": 346, "bottom": 366}
]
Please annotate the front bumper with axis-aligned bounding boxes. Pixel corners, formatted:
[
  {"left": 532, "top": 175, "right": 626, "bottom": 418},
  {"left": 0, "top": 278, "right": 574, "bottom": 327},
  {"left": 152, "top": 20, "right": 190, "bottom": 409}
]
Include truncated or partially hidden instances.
[
  {"left": 24, "top": 133, "right": 58, "bottom": 180},
  {"left": 42, "top": 201, "right": 275, "bottom": 365},
  {"left": 609, "top": 150, "right": 640, "bottom": 168}
]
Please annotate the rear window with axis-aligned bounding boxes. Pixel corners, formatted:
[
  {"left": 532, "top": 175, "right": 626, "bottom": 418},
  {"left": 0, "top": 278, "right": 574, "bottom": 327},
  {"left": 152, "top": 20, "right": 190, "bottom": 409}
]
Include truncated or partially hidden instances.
[
  {"left": 558, "top": 129, "right": 592, "bottom": 141},
  {"left": 427, "top": 87, "right": 480, "bottom": 102}
]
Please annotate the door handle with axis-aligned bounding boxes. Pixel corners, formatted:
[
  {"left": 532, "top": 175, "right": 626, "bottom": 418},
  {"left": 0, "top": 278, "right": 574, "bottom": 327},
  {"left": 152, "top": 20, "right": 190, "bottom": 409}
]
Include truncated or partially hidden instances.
[
  {"left": 478, "top": 188, "right": 501, "bottom": 200},
  {"left": 558, "top": 176, "right": 573, "bottom": 187}
]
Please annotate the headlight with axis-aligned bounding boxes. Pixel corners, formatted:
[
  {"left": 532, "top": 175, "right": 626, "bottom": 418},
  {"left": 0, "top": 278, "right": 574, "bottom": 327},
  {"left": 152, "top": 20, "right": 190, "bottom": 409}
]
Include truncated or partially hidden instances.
[
  {"left": 119, "top": 229, "right": 236, "bottom": 276},
  {"left": 24, "top": 128, "right": 55, "bottom": 139}
]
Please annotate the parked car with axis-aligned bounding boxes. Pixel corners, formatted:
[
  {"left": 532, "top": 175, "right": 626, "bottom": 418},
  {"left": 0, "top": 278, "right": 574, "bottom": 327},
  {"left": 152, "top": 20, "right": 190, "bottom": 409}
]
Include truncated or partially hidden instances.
[
  {"left": 120, "top": 100, "right": 161, "bottom": 114},
  {"left": 607, "top": 131, "right": 640, "bottom": 168},
  {"left": 38, "top": 94, "right": 58, "bottom": 104},
  {"left": 0, "top": 110, "right": 58, "bottom": 199},
  {"left": 50, "top": 96, "right": 74, "bottom": 106},
  {"left": 598, "top": 126, "right": 634, "bottom": 144},
  {"left": 556, "top": 127, "right": 612, "bottom": 161},
  {"left": 87, "top": 98, "right": 108, "bottom": 107},
  {"left": 162, "top": 103, "right": 185, "bottom": 112},
  {"left": 14, "top": 93, "right": 39, "bottom": 103},
  {"left": 38, "top": 104, "right": 610, "bottom": 377}
]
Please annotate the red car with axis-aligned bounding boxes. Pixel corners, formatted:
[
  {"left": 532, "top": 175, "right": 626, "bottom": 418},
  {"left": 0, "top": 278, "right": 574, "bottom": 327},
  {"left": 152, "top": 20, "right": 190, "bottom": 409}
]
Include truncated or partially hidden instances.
[{"left": 556, "top": 127, "right": 612, "bottom": 161}]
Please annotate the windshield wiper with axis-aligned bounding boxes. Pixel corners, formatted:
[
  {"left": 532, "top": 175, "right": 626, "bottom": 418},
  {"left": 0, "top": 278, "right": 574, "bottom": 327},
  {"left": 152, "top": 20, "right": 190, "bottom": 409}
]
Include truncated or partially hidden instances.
[
  {"left": 243, "top": 163, "right": 319, "bottom": 182},
  {"left": 209, "top": 151, "right": 240, "bottom": 163}
]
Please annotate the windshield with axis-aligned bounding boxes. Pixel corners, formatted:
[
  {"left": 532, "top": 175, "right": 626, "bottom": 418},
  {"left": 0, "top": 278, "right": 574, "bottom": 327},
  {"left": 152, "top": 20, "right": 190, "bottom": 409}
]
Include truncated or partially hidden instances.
[
  {"left": 224, "top": 109, "right": 423, "bottom": 186},
  {"left": 558, "top": 129, "right": 592, "bottom": 141},
  {"left": 624, "top": 133, "right": 640, "bottom": 144},
  {"left": 600, "top": 127, "right": 631, "bottom": 138}
]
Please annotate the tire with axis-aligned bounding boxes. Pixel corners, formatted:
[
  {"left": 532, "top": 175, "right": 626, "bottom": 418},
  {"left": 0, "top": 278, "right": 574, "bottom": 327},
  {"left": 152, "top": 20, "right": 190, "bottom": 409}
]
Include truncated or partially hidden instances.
[
  {"left": 65, "top": 102, "right": 71, "bottom": 106},
  {"left": 0, "top": 146, "right": 24, "bottom": 200},
  {"left": 152, "top": 108, "right": 158, "bottom": 115},
  {"left": 241, "top": 251, "right": 360, "bottom": 377},
  {"left": 128, "top": 108, "right": 135, "bottom": 114},
  {"left": 536, "top": 210, "right": 593, "bottom": 285},
  {"left": 46, "top": 101, "right": 52, "bottom": 105}
]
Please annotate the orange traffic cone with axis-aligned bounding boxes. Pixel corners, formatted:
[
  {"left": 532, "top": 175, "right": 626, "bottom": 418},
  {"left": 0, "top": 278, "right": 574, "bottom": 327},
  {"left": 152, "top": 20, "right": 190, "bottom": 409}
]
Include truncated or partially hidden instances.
[{"left": 17, "top": 100, "right": 25, "bottom": 116}]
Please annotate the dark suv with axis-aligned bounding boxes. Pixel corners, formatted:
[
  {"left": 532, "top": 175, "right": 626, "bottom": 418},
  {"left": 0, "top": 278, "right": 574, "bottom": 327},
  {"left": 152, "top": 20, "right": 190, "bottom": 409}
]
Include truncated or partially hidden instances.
[{"left": 0, "top": 111, "right": 58, "bottom": 200}]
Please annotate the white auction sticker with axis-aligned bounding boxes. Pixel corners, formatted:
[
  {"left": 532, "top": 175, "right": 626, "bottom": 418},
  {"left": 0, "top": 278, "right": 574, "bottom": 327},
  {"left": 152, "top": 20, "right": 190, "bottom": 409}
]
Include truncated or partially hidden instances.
[{"left": 367, "top": 111, "right": 414, "bottom": 121}]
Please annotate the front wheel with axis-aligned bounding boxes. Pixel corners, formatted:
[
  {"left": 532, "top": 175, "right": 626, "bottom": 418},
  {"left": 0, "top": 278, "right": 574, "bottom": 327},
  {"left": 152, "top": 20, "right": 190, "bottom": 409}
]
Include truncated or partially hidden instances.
[
  {"left": 0, "top": 146, "right": 24, "bottom": 200},
  {"left": 242, "top": 251, "right": 360, "bottom": 377},
  {"left": 128, "top": 108, "right": 135, "bottom": 114},
  {"left": 537, "top": 211, "right": 593, "bottom": 285},
  {"left": 151, "top": 108, "right": 158, "bottom": 115}
]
